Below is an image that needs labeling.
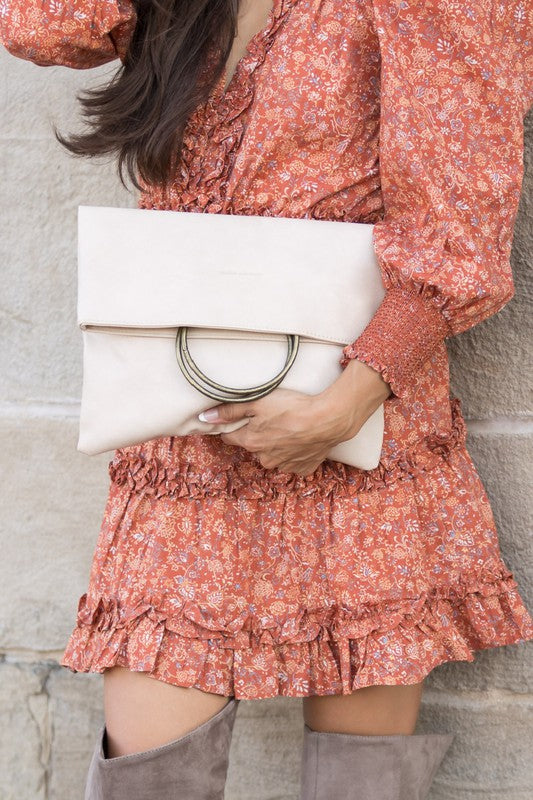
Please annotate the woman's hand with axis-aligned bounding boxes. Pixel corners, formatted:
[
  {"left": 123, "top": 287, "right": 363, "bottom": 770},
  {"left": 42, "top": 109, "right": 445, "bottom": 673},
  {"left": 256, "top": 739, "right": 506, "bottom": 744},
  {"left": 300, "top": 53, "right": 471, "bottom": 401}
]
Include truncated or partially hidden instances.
[{"left": 198, "top": 359, "right": 392, "bottom": 475}]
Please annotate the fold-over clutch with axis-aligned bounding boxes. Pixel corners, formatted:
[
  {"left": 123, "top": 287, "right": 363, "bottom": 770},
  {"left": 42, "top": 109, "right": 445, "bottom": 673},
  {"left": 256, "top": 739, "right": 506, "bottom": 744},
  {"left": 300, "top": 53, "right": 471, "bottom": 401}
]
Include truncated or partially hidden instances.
[{"left": 77, "top": 206, "right": 386, "bottom": 469}]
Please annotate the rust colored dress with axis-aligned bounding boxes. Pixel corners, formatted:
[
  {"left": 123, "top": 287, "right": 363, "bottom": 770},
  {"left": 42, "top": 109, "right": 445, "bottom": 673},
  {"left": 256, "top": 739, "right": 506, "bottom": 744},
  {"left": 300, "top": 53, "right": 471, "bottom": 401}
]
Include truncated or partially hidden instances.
[{"left": 3, "top": 0, "right": 533, "bottom": 699}]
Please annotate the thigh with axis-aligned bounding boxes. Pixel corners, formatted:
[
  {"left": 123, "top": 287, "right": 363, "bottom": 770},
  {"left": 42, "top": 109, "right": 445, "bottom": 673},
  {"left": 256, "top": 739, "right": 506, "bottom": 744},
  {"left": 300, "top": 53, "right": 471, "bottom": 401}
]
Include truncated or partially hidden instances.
[
  {"left": 103, "top": 666, "right": 232, "bottom": 757},
  {"left": 302, "top": 682, "right": 424, "bottom": 736}
]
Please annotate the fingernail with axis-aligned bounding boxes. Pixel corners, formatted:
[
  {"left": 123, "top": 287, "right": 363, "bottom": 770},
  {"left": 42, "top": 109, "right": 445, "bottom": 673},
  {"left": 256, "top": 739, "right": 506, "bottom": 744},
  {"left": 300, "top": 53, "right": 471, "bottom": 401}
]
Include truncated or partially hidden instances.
[{"left": 198, "top": 408, "right": 219, "bottom": 422}]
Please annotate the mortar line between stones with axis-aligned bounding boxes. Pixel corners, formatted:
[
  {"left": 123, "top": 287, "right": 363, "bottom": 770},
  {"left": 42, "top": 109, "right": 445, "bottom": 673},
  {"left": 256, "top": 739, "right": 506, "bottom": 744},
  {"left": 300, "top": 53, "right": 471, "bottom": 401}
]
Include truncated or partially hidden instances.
[{"left": 42, "top": 666, "right": 56, "bottom": 800}]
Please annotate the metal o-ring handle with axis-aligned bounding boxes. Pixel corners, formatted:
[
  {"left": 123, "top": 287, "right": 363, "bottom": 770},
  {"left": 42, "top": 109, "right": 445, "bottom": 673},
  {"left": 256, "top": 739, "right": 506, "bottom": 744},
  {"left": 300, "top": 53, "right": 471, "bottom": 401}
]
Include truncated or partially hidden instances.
[{"left": 175, "top": 327, "right": 300, "bottom": 402}]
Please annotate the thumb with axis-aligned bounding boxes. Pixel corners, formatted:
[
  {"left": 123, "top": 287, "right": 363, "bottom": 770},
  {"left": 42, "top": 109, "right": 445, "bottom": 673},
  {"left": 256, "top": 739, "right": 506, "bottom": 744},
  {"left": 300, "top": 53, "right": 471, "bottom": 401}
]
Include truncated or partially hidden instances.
[{"left": 198, "top": 402, "right": 254, "bottom": 424}]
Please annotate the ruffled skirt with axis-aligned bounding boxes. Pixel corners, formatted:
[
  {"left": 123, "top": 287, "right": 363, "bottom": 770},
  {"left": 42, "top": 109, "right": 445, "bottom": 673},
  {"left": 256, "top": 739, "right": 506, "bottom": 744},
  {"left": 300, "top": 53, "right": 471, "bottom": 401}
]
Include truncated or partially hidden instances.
[{"left": 61, "top": 396, "right": 533, "bottom": 698}]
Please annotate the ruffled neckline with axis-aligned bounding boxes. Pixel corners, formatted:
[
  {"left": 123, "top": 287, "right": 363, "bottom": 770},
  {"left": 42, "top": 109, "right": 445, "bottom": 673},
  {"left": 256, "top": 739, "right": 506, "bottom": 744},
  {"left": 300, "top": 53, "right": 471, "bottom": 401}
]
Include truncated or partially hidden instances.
[
  {"left": 211, "top": 0, "right": 289, "bottom": 104},
  {"left": 139, "top": 0, "right": 301, "bottom": 213},
  {"left": 200, "top": 0, "right": 298, "bottom": 128},
  {"left": 199, "top": 0, "right": 301, "bottom": 133}
]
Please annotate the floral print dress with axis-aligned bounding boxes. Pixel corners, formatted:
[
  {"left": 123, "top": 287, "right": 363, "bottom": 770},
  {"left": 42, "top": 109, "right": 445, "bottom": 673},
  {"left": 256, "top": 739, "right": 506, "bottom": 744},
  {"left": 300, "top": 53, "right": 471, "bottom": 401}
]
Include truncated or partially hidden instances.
[{"left": 2, "top": 0, "right": 533, "bottom": 699}]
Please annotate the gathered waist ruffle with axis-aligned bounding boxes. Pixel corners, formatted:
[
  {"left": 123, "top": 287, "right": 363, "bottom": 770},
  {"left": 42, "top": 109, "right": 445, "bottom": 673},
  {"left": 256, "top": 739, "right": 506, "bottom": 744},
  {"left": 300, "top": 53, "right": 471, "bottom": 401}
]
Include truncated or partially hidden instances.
[{"left": 108, "top": 397, "right": 467, "bottom": 500}]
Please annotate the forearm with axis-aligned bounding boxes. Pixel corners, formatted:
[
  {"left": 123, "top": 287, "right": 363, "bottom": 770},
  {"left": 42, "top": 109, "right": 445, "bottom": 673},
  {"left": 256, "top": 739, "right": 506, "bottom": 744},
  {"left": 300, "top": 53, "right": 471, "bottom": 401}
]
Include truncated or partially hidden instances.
[{"left": 315, "top": 358, "right": 392, "bottom": 441}]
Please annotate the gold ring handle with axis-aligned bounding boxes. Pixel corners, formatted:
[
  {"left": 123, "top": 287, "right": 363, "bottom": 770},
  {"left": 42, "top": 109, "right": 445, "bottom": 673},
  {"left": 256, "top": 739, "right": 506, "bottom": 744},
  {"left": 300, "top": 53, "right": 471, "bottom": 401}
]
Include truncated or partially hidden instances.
[{"left": 175, "top": 327, "right": 299, "bottom": 402}]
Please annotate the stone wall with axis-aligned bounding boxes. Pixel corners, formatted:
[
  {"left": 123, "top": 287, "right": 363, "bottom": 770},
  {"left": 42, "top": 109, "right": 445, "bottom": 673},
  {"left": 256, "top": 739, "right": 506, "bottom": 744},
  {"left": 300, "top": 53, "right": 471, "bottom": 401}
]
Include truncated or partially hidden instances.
[{"left": 0, "top": 50, "right": 531, "bottom": 800}]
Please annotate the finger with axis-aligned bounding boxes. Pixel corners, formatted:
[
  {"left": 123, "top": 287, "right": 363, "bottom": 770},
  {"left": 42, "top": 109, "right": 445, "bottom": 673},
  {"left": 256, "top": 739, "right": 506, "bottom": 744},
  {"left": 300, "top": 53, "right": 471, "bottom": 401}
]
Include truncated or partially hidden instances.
[
  {"left": 198, "top": 401, "right": 256, "bottom": 424},
  {"left": 220, "top": 429, "right": 255, "bottom": 449},
  {"left": 277, "top": 459, "right": 321, "bottom": 476},
  {"left": 220, "top": 432, "right": 240, "bottom": 446}
]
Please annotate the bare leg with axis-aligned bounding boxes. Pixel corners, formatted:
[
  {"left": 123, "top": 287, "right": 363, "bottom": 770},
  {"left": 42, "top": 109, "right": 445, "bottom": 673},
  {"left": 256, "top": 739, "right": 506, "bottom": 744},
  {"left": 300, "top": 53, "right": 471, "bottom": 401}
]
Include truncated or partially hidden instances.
[
  {"left": 103, "top": 666, "right": 232, "bottom": 757},
  {"left": 302, "top": 682, "right": 424, "bottom": 735}
]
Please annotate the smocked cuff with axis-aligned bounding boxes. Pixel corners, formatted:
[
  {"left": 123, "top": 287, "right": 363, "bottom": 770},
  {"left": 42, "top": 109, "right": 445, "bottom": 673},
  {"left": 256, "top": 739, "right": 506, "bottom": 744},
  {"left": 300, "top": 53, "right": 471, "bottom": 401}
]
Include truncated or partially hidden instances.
[{"left": 339, "top": 287, "right": 452, "bottom": 399}]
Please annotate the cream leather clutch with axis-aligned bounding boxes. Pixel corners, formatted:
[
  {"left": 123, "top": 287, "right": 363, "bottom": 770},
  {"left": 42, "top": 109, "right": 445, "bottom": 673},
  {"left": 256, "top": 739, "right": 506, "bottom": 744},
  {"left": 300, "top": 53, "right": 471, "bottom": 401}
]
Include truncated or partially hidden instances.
[{"left": 77, "top": 206, "right": 386, "bottom": 469}]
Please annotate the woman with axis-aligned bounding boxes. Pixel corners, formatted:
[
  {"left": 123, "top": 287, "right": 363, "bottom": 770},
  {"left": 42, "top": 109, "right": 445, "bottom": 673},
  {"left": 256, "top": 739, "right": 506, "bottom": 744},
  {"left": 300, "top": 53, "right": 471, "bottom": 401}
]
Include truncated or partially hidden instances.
[{"left": 2, "top": 1, "right": 532, "bottom": 798}]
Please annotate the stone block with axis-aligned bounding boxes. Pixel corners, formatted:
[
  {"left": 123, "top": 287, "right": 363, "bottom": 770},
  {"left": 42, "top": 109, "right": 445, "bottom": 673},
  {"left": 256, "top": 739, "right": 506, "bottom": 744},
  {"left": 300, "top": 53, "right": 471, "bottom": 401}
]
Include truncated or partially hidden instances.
[
  {"left": 0, "top": 137, "right": 135, "bottom": 404},
  {"left": 0, "top": 415, "right": 111, "bottom": 651},
  {"left": 465, "top": 432, "right": 533, "bottom": 601},
  {"left": 427, "top": 641, "right": 533, "bottom": 695},
  {"left": 1, "top": 46, "right": 136, "bottom": 407},
  {"left": 418, "top": 691, "right": 533, "bottom": 797},
  {"left": 0, "top": 661, "right": 50, "bottom": 800},
  {"left": 448, "top": 296, "right": 531, "bottom": 420},
  {"left": 47, "top": 667, "right": 104, "bottom": 800}
]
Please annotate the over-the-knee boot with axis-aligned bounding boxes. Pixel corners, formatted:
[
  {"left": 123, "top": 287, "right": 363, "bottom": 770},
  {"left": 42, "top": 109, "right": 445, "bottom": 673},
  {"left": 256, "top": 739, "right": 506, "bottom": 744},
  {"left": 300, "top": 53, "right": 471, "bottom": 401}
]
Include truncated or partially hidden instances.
[
  {"left": 85, "top": 696, "right": 240, "bottom": 800},
  {"left": 299, "top": 724, "right": 453, "bottom": 800}
]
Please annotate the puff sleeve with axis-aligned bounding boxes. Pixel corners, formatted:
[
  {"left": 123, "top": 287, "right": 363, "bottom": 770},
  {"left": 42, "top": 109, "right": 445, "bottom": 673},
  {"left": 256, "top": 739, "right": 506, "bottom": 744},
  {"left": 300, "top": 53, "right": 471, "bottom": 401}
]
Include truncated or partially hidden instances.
[
  {"left": 0, "top": 0, "right": 137, "bottom": 69},
  {"left": 340, "top": 0, "right": 533, "bottom": 399}
]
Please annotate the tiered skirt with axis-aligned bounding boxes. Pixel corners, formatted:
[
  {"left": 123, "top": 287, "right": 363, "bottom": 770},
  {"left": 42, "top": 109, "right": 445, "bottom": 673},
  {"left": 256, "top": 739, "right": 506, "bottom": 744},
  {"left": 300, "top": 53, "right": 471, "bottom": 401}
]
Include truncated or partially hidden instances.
[{"left": 61, "top": 396, "right": 533, "bottom": 699}]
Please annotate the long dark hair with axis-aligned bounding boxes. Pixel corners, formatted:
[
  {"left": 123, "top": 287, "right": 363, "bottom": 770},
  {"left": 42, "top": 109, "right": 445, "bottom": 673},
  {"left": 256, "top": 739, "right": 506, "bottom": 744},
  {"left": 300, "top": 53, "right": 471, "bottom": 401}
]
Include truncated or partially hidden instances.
[{"left": 55, "top": 0, "right": 239, "bottom": 191}]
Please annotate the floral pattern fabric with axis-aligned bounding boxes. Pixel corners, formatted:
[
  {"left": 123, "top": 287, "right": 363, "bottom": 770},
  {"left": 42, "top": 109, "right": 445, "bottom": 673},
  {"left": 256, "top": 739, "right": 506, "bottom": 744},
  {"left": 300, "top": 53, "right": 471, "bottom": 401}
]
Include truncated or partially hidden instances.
[{"left": 2, "top": 0, "right": 533, "bottom": 699}]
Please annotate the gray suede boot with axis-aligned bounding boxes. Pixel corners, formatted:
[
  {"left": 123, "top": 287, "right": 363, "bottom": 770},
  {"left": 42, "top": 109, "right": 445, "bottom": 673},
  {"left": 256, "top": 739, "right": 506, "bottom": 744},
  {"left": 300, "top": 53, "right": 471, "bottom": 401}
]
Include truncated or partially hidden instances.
[
  {"left": 85, "top": 696, "right": 240, "bottom": 800},
  {"left": 299, "top": 724, "right": 453, "bottom": 799}
]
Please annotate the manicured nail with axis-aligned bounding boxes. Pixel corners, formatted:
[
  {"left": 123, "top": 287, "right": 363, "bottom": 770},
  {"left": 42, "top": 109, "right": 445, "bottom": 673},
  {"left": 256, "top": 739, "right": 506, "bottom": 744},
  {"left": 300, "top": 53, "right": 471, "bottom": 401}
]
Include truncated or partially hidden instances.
[{"left": 198, "top": 408, "right": 220, "bottom": 422}]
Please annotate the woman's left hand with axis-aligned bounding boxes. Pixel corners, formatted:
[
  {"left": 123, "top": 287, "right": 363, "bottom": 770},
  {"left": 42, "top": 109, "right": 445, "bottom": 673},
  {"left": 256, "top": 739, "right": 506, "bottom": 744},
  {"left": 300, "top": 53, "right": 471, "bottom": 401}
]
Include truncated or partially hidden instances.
[{"left": 198, "top": 359, "right": 392, "bottom": 475}]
